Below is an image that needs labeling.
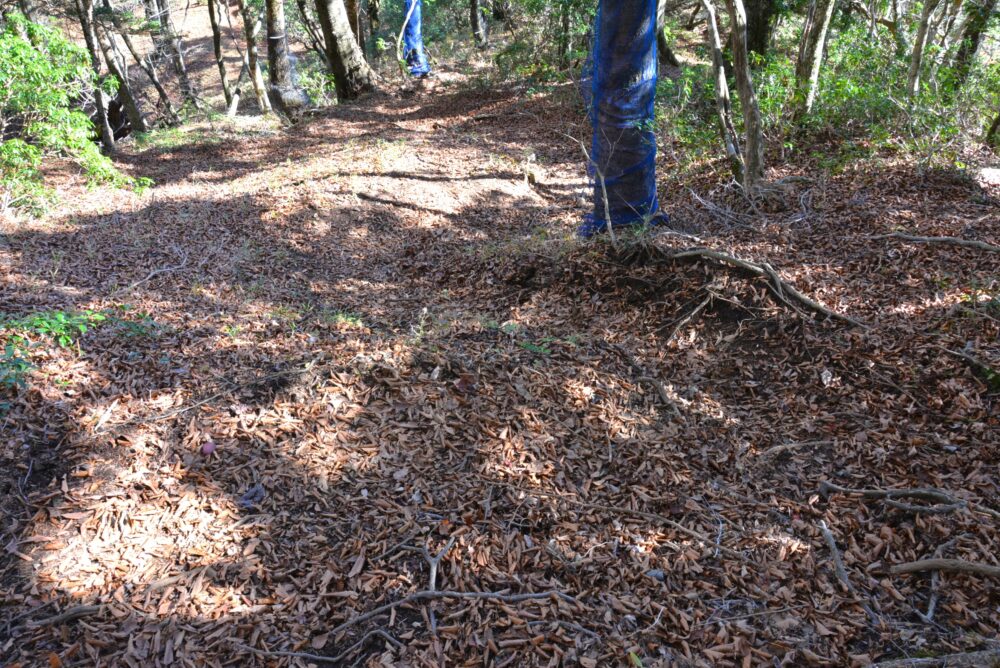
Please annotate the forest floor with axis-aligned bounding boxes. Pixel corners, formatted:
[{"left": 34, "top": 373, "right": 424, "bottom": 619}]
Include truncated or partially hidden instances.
[{"left": 1, "top": 67, "right": 1000, "bottom": 667}]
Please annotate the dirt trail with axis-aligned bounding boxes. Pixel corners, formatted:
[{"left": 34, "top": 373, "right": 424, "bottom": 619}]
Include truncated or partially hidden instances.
[{"left": 1, "top": 76, "right": 999, "bottom": 667}]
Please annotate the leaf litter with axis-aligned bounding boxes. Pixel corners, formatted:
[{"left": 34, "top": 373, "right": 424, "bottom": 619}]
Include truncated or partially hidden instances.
[{"left": 0, "top": 74, "right": 998, "bottom": 667}]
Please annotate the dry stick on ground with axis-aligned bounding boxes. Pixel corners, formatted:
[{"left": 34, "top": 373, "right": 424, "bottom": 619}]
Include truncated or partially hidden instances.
[
  {"left": 483, "top": 476, "right": 747, "bottom": 561},
  {"left": 891, "top": 559, "right": 1000, "bottom": 579},
  {"left": 819, "top": 480, "right": 967, "bottom": 514},
  {"left": 871, "top": 232, "right": 1000, "bottom": 254},
  {"left": 870, "top": 648, "right": 1000, "bottom": 667},
  {"left": 818, "top": 520, "right": 880, "bottom": 623},
  {"left": 238, "top": 629, "right": 402, "bottom": 665},
  {"left": 654, "top": 245, "right": 866, "bottom": 327},
  {"left": 26, "top": 604, "right": 103, "bottom": 627},
  {"left": 918, "top": 538, "right": 957, "bottom": 623}
]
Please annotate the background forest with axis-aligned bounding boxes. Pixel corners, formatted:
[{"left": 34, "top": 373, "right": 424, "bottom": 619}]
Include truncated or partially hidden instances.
[{"left": 1, "top": 0, "right": 999, "bottom": 666}]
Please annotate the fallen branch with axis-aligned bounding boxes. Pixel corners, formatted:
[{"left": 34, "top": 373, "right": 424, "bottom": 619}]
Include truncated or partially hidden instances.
[
  {"left": 917, "top": 539, "right": 957, "bottom": 623},
  {"left": 758, "top": 440, "right": 832, "bottom": 460},
  {"left": 26, "top": 604, "right": 103, "bottom": 627},
  {"left": 891, "top": 559, "right": 1000, "bottom": 579},
  {"left": 238, "top": 629, "right": 402, "bottom": 665},
  {"left": 819, "top": 520, "right": 855, "bottom": 594},
  {"left": 871, "top": 232, "right": 1000, "bottom": 254},
  {"left": 819, "top": 481, "right": 967, "bottom": 514},
  {"left": 870, "top": 648, "right": 1000, "bottom": 667},
  {"left": 654, "top": 245, "right": 866, "bottom": 327},
  {"left": 328, "top": 589, "right": 577, "bottom": 639}
]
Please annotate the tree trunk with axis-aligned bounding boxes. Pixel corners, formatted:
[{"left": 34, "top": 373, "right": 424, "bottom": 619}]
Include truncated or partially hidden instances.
[
  {"left": 148, "top": 0, "right": 199, "bottom": 108},
  {"left": 315, "top": 0, "right": 375, "bottom": 100},
  {"left": 724, "top": 0, "right": 765, "bottom": 188},
  {"left": 294, "top": 0, "right": 330, "bottom": 66},
  {"left": 344, "top": 0, "right": 361, "bottom": 45},
  {"left": 558, "top": 0, "right": 569, "bottom": 65},
  {"left": 266, "top": 0, "right": 309, "bottom": 114},
  {"left": 952, "top": 0, "right": 997, "bottom": 87},
  {"left": 906, "top": 0, "right": 942, "bottom": 97},
  {"left": 701, "top": 0, "right": 745, "bottom": 184},
  {"left": 238, "top": 0, "right": 272, "bottom": 112},
  {"left": 471, "top": 0, "right": 488, "bottom": 47},
  {"left": 227, "top": 62, "right": 249, "bottom": 116},
  {"left": 95, "top": 22, "right": 149, "bottom": 133},
  {"left": 744, "top": 0, "right": 776, "bottom": 58},
  {"left": 986, "top": 110, "right": 1000, "bottom": 146},
  {"left": 103, "top": 0, "right": 180, "bottom": 123},
  {"left": 76, "top": 0, "right": 116, "bottom": 152},
  {"left": 208, "top": 0, "right": 232, "bottom": 107},
  {"left": 794, "top": 0, "right": 837, "bottom": 117}
]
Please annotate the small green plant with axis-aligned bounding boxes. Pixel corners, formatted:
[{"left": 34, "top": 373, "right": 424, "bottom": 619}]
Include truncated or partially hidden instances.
[
  {"left": 5, "top": 310, "right": 107, "bottom": 348},
  {"left": 321, "top": 310, "right": 365, "bottom": 329},
  {"left": 0, "top": 339, "right": 32, "bottom": 389},
  {"left": 518, "top": 341, "right": 552, "bottom": 355}
]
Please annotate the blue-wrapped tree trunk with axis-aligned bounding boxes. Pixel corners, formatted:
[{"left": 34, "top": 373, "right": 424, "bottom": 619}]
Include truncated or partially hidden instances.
[
  {"left": 403, "top": 0, "right": 431, "bottom": 76},
  {"left": 581, "top": 0, "right": 665, "bottom": 237}
]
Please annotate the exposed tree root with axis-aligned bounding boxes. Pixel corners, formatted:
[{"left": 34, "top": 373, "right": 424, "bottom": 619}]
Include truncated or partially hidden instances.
[
  {"left": 819, "top": 480, "right": 968, "bottom": 514},
  {"left": 871, "top": 648, "right": 1000, "bottom": 667},
  {"left": 649, "top": 242, "right": 867, "bottom": 327},
  {"left": 872, "top": 232, "right": 1000, "bottom": 254},
  {"left": 891, "top": 559, "right": 1000, "bottom": 579}
]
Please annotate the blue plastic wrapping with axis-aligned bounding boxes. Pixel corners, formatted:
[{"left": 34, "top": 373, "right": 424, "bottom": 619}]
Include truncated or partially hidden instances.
[
  {"left": 581, "top": 0, "right": 666, "bottom": 237},
  {"left": 403, "top": 0, "right": 431, "bottom": 77}
]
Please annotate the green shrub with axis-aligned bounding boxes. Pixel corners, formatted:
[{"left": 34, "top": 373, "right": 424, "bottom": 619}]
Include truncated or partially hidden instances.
[{"left": 0, "top": 14, "right": 146, "bottom": 215}]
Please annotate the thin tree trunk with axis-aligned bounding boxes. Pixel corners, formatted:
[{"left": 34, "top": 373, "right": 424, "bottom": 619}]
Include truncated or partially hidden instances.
[
  {"left": 952, "top": 0, "right": 997, "bottom": 87},
  {"left": 344, "top": 0, "right": 361, "bottom": 44},
  {"left": 724, "top": 0, "right": 764, "bottom": 188},
  {"left": 906, "top": 0, "right": 942, "bottom": 97},
  {"left": 145, "top": 0, "right": 199, "bottom": 108},
  {"left": 103, "top": 0, "right": 179, "bottom": 123},
  {"left": 701, "top": 0, "right": 744, "bottom": 183},
  {"left": 314, "top": 0, "right": 375, "bottom": 100},
  {"left": 656, "top": 0, "right": 681, "bottom": 68},
  {"left": 986, "top": 110, "right": 1000, "bottom": 146},
  {"left": 472, "top": 0, "right": 488, "bottom": 47},
  {"left": 266, "top": 0, "right": 309, "bottom": 113},
  {"left": 76, "top": 0, "right": 115, "bottom": 152},
  {"left": 238, "top": 0, "right": 272, "bottom": 112},
  {"left": 208, "top": 0, "right": 232, "bottom": 106},
  {"left": 294, "top": 0, "right": 330, "bottom": 66},
  {"left": 794, "top": 0, "right": 837, "bottom": 117},
  {"left": 744, "top": 0, "right": 776, "bottom": 58},
  {"left": 95, "top": 22, "right": 149, "bottom": 133},
  {"left": 227, "top": 62, "right": 249, "bottom": 116}
]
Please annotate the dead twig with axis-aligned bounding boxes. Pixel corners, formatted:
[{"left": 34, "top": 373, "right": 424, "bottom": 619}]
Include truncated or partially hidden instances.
[
  {"left": 872, "top": 232, "right": 1000, "bottom": 254},
  {"left": 819, "top": 480, "right": 967, "bottom": 515},
  {"left": 891, "top": 559, "right": 1000, "bottom": 579},
  {"left": 328, "top": 589, "right": 578, "bottom": 639},
  {"left": 918, "top": 539, "right": 957, "bottom": 623},
  {"left": 758, "top": 440, "right": 833, "bottom": 460},
  {"left": 26, "top": 604, "right": 103, "bottom": 627},
  {"left": 870, "top": 648, "right": 1000, "bottom": 667},
  {"left": 238, "top": 629, "right": 402, "bottom": 665},
  {"left": 819, "top": 520, "right": 855, "bottom": 594}
]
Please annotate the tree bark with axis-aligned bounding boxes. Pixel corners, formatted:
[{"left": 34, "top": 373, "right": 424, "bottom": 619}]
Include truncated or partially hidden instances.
[
  {"left": 906, "top": 0, "right": 942, "bottom": 97},
  {"left": 95, "top": 22, "right": 149, "bottom": 133},
  {"left": 701, "top": 0, "right": 745, "bottom": 183},
  {"left": 208, "top": 0, "right": 232, "bottom": 107},
  {"left": 314, "top": 0, "right": 375, "bottom": 100},
  {"left": 294, "top": 0, "right": 330, "bottom": 66},
  {"left": 76, "top": 0, "right": 115, "bottom": 152},
  {"left": 952, "top": 0, "right": 997, "bottom": 87},
  {"left": 237, "top": 0, "right": 272, "bottom": 112},
  {"left": 794, "top": 0, "right": 837, "bottom": 117},
  {"left": 344, "top": 0, "right": 361, "bottom": 45},
  {"left": 724, "top": 0, "right": 765, "bottom": 188},
  {"left": 266, "top": 0, "right": 309, "bottom": 114},
  {"left": 987, "top": 110, "right": 1000, "bottom": 147},
  {"left": 744, "top": 0, "right": 776, "bottom": 58},
  {"left": 471, "top": 0, "right": 488, "bottom": 47}
]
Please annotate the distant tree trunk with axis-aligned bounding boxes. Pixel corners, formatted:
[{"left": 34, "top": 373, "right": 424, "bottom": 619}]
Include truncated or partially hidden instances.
[
  {"left": 237, "top": 0, "right": 272, "bottom": 112},
  {"left": 952, "top": 0, "right": 997, "bottom": 87},
  {"left": 794, "top": 0, "right": 836, "bottom": 117},
  {"left": 227, "top": 62, "right": 249, "bottom": 116},
  {"left": 701, "top": 0, "right": 744, "bottom": 183},
  {"left": 906, "top": 0, "right": 942, "bottom": 97},
  {"left": 208, "top": 0, "right": 232, "bottom": 107},
  {"left": 344, "top": 0, "right": 361, "bottom": 44},
  {"left": 315, "top": 0, "right": 375, "bottom": 99},
  {"left": 558, "top": 0, "right": 570, "bottom": 65},
  {"left": 76, "top": 0, "right": 115, "bottom": 152},
  {"left": 103, "top": 0, "right": 180, "bottom": 123},
  {"left": 744, "top": 0, "right": 776, "bottom": 58},
  {"left": 369, "top": 0, "right": 380, "bottom": 30},
  {"left": 95, "top": 23, "right": 149, "bottom": 133},
  {"left": 471, "top": 0, "right": 488, "bottom": 47},
  {"left": 724, "top": 0, "right": 764, "bottom": 188},
  {"left": 987, "top": 110, "right": 1000, "bottom": 146},
  {"left": 656, "top": 0, "right": 681, "bottom": 68},
  {"left": 266, "top": 0, "right": 309, "bottom": 114},
  {"left": 16, "top": 0, "right": 42, "bottom": 23},
  {"left": 294, "top": 0, "right": 330, "bottom": 66},
  {"left": 146, "top": 0, "right": 199, "bottom": 108}
]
